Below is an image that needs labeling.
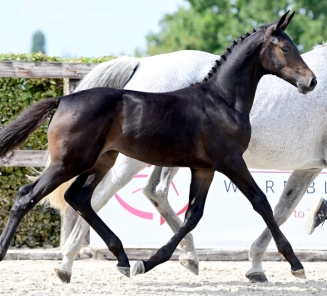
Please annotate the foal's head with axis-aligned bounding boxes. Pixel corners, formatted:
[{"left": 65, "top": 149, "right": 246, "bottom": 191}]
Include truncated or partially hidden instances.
[{"left": 260, "top": 11, "right": 316, "bottom": 94}]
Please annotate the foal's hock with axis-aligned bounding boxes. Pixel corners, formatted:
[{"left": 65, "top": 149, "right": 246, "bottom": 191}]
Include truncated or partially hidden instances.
[{"left": 0, "top": 11, "right": 316, "bottom": 280}]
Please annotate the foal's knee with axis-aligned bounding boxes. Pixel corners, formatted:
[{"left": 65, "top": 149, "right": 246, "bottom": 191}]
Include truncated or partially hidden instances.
[
  {"left": 185, "top": 208, "right": 204, "bottom": 230},
  {"left": 251, "top": 195, "right": 272, "bottom": 216}
]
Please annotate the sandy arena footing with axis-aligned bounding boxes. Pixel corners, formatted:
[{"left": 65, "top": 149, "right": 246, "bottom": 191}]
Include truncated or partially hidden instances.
[{"left": 0, "top": 260, "right": 326, "bottom": 295}]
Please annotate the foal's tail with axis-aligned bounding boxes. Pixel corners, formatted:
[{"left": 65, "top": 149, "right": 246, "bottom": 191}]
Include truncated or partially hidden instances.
[{"left": 0, "top": 98, "right": 59, "bottom": 158}]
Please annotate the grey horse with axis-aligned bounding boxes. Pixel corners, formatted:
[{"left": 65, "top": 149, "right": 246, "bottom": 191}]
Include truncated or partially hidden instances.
[{"left": 48, "top": 44, "right": 325, "bottom": 283}]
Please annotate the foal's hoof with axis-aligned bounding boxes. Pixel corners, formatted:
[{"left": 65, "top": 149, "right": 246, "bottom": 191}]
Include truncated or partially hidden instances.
[
  {"left": 117, "top": 266, "right": 130, "bottom": 278},
  {"left": 291, "top": 268, "right": 306, "bottom": 280},
  {"left": 179, "top": 254, "right": 199, "bottom": 275},
  {"left": 246, "top": 272, "right": 268, "bottom": 283},
  {"left": 132, "top": 261, "right": 145, "bottom": 276},
  {"left": 54, "top": 268, "right": 71, "bottom": 283}
]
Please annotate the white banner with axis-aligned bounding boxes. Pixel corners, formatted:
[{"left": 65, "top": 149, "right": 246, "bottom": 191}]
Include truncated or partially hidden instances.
[{"left": 91, "top": 167, "right": 327, "bottom": 249}]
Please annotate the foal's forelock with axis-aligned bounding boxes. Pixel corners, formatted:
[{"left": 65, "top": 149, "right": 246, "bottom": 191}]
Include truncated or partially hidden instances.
[{"left": 193, "top": 28, "right": 261, "bottom": 86}]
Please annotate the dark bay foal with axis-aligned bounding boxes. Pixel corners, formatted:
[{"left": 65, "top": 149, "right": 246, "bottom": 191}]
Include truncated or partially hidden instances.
[{"left": 0, "top": 11, "right": 316, "bottom": 281}]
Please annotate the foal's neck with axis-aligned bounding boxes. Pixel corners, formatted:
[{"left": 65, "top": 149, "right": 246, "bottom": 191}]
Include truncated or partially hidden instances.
[{"left": 206, "top": 29, "right": 266, "bottom": 114}]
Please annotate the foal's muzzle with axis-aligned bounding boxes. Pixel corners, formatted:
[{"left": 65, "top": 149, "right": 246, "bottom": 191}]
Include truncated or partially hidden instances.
[{"left": 297, "top": 76, "right": 317, "bottom": 94}]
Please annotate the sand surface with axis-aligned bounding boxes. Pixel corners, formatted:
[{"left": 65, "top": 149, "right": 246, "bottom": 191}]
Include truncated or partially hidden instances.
[{"left": 0, "top": 259, "right": 326, "bottom": 295}]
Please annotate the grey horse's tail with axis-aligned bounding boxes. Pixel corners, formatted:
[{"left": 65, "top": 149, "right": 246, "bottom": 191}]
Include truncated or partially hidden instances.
[
  {"left": 75, "top": 56, "right": 140, "bottom": 91},
  {"left": 41, "top": 56, "right": 140, "bottom": 212}
]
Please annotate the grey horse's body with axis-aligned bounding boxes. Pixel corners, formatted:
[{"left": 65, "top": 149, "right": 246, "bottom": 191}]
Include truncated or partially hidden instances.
[{"left": 53, "top": 46, "right": 327, "bottom": 282}]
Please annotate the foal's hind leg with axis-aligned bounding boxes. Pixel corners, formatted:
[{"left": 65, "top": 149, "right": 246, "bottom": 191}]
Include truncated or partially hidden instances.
[
  {"left": 0, "top": 164, "right": 74, "bottom": 260},
  {"left": 142, "top": 166, "right": 199, "bottom": 275},
  {"left": 220, "top": 157, "right": 305, "bottom": 281},
  {"left": 246, "top": 169, "right": 321, "bottom": 283},
  {"left": 63, "top": 151, "right": 132, "bottom": 278},
  {"left": 133, "top": 168, "right": 214, "bottom": 276},
  {"left": 55, "top": 155, "right": 147, "bottom": 282}
]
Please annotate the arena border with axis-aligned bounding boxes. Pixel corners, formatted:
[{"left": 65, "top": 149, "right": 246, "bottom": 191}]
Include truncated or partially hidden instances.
[{"left": 4, "top": 248, "right": 327, "bottom": 261}]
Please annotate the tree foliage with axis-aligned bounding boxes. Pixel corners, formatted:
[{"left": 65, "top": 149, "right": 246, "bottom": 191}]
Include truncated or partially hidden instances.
[
  {"left": 31, "top": 31, "right": 47, "bottom": 54},
  {"left": 146, "top": 0, "right": 327, "bottom": 55}
]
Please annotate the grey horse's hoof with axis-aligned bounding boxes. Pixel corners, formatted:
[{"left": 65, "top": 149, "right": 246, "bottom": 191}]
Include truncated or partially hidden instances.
[
  {"left": 132, "top": 260, "right": 145, "bottom": 276},
  {"left": 246, "top": 272, "right": 268, "bottom": 283},
  {"left": 117, "top": 266, "right": 130, "bottom": 278},
  {"left": 291, "top": 268, "right": 306, "bottom": 279},
  {"left": 54, "top": 268, "right": 71, "bottom": 283},
  {"left": 179, "top": 256, "right": 199, "bottom": 275}
]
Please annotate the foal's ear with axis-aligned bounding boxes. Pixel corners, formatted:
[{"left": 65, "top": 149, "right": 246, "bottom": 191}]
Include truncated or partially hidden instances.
[
  {"left": 271, "top": 10, "right": 295, "bottom": 32},
  {"left": 279, "top": 11, "right": 295, "bottom": 31}
]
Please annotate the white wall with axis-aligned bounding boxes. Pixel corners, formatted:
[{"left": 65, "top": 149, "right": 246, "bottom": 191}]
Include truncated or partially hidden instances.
[{"left": 91, "top": 167, "right": 327, "bottom": 249}]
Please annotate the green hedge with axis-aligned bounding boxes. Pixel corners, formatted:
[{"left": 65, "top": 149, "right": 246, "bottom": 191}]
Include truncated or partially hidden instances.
[{"left": 0, "top": 52, "right": 115, "bottom": 248}]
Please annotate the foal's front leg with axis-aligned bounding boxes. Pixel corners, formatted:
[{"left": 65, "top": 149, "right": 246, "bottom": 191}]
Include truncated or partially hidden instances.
[
  {"left": 246, "top": 168, "right": 321, "bottom": 282},
  {"left": 142, "top": 166, "right": 199, "bottom": 275},
  {"left": 221, "top": 156, "right": 305, "bottom": 281},
  {"left": 133, "top": 167, "right": 214, "bottom": 276}
]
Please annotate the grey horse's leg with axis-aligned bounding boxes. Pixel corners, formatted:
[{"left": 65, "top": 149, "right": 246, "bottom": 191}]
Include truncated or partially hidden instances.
[
  {"left": 55, "top": 155, "right": 148, "bottom": 283},
  {"left": 142, "top": 166, "right": 199, "bottom": 275},
  {"left": 246, "top": 169, "right": 321, "bottom": 283}
]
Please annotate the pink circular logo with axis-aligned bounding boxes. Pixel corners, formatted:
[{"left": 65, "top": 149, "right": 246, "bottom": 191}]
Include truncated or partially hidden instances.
[{"left": 114, "top": 168, "right": 188, "bottom": 225}]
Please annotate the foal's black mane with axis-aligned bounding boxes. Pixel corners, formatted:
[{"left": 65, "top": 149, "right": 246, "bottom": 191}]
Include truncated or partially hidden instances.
[{"left": 193, "top": 27, "right": 261, "bottom": 86}]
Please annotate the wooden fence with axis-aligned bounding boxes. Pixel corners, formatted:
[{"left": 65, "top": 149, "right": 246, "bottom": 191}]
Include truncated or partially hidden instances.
[
  {"left": 0, "top": 61, "right": 98, "bottom": 246},
  {"left": 0, "top": 61, "right": 96, "bottom": 79}
]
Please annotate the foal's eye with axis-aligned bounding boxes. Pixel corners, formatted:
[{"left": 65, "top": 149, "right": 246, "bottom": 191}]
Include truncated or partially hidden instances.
[{"left": 280, "top": 46, "right": 290, "bottom": 53}]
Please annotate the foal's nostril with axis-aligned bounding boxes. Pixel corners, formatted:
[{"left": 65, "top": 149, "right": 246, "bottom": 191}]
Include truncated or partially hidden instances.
[{"left": 310, "top": 77, "right": 317, "bottom": 89}]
